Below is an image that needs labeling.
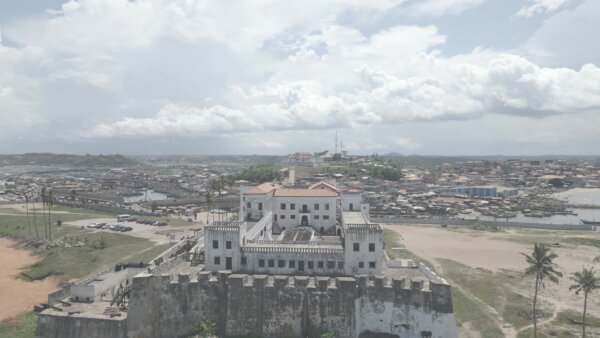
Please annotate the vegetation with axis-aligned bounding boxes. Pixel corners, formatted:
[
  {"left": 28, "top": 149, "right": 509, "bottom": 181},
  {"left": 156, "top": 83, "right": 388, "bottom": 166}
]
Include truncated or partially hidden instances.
[
  {"left": 0, "top": 312, "right": 38, "bottom": 338},
  {"left": 464, "top": 221, "right": 500, "bottom": 232},
  {"left": 127, "top": 243, "right": 173, "bottom": 264},
  {"left": 451, "top": 286, "right": 505, "bottom": 337},
  {"left": 522, "top": 244, "right": 563, "bottom": 338},
  {"left": 383, "top": 229, "right": 415, "bottom": 260},
  {"left": 569, "top": 267, "right": 600, "bottom": 337},
  {"left": 189, "top": 319, "right": 218, "bottom": 337},
  {"left": 233, "top": 166, "right": 281, "bottom": 183}
]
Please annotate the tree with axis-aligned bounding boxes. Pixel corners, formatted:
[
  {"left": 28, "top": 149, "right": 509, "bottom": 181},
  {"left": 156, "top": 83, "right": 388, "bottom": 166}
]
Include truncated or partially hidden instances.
[
  {"left": 522, "top": 243, "right": 563, "bottom": 338},
  {"left": 47, "top": 190, "right": 53, "bottom": 240},
  {"left": 41, "top": 187, "right": 48, "bottom": 239},
  {"left": 24, "top": 194, "right": 32, "bottom": 237},
  {"left": 320, "top": 332, "right": 336, "bottom": 338},
  {"left": 569, "top": 267, "right": 600, "bottom": 337},
  {"left": 71, "top": 189, "right": 77, "bottom": 201},
  {"left": 151, "top": 201, "right": 159, "bottom": 213}
]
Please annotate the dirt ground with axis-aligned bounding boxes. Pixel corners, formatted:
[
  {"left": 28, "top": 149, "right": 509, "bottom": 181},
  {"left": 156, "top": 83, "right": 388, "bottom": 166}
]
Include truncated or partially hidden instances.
[
  {"left": 0, "top": 237, "right": 59, "bottom": 321},
  {"left": 384, "top": 223, "right": 600, "bottom": 337}
]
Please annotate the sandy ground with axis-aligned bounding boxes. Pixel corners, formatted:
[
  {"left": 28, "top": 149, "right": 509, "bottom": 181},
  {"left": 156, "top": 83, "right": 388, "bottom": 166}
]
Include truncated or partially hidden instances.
[
  {"left": 0, "top": 237, "right": 59, "bottom": 321},
  {"left": 384, "top": 223, "right": 600, "bottom": 331}
]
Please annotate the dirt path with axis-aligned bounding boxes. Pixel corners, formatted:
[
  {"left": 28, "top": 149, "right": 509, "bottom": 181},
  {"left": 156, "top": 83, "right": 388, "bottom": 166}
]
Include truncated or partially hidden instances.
[
  {"left": 516, "top": 296, "right": 565, "bottom": 335},
  {"left": 0, "top": 237, "right": 59, "bottom": 321}
]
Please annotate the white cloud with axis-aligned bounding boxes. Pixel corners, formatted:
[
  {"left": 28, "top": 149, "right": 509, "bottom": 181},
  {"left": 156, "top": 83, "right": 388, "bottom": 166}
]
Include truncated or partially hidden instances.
[
  {"left": 85, "top": 25, "right": 600, "bottom": 138},
  {"left": 517, "top": 0, "right": 570, "bottom": 18},
  {"left": 409, "top": 0, "right": 484, "bottom": 16}
]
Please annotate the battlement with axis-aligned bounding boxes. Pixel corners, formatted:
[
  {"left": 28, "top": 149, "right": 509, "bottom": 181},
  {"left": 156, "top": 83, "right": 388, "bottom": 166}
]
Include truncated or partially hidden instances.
[
  {"left": 135, "top": 270, "right": 451, "bottom": 299},
  {"left": 241, "top": 246, "right": 344, "bottom": 254},
  {"left": 344, "top": 223, "right": 382, "bottom": 232},
  {"left": 205, "top": 222, "right": 245, "bottom": 231}
]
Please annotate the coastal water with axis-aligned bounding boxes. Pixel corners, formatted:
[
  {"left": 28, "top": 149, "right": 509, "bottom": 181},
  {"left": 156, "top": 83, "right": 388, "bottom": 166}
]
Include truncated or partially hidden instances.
[
  {"left": 468, "top": 188, "right": 600, "bottom": 225},
  {"left": 123, "top": 189, "right": 169, "bottom": 203}
]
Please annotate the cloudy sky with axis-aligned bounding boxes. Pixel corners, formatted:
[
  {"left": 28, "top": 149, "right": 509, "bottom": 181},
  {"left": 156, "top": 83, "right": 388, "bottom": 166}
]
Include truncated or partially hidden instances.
[{"left": 1, "top": 0, "right": 599, "bottom": 155}]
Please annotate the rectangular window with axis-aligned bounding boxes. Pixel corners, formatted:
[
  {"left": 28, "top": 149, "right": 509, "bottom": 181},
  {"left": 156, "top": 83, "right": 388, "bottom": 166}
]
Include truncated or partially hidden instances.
[
  {"left": 369, "top": 261, "right": 376, "bottom": 268},
  {"left": 278, "top": 260, "right": 285, "bottom": 268},
  {"left": 308, "top": 261, "right": 314, "bottom": 269},
  {"left": 226, "top": 241, "right": 232, "bottom": 249},
  {"left": 258, "top": 202, "right": 263, "bottom": 211},
  {"left": 268, "top": 259, "right": 275, "bottom": 268},
  {"left": 213, "top": 240, "right": 219, "bottom": 249},
  {"left": 290, "top": 215, "right": 296, "bottom": 219},
  {"left": 314, "top": 215, "right": 319, "bottom": 219},
  {"left": 338, "top": 261, "right": 344, "bottom": 270},
  {"left": 358, "top": 262, "right": 364, "bottom": 268},
  {"left": 281, "top": 215, "right": 286, "bottom": 220},
  {"left": 214, "top": 256, "right": 220, "bottom": 265},
  {"left": 259, "top": 259, "right": 265, "bottom": 268},
  {"left": 369, "top": 243, "right": 375, "bottom": 252},
  {"left": 241, "top": 257, "right": 247, "bottom": 265},
  {"left": 247, "top": 202, "right": 251, "bottom": 208},
  {"left": 280, "top": 203, "right": 286, "bottom": 210},
  {"left": 318, "top": 261, "right": 324, "bottom": 269},
  {"left": 314, "top": 203, "right": 319, "bottom": 210},
  {"left": 325, "top": 203, "right": 330, "bottom": 210},
  {"left": 323, "top": 215, "right": 329, "bottom": 220},
  {"left": 353, "top": 243, "right": 360, "bottom": 252},
  {"left": 289, "top": 260, "right": 296, "bottom": 268},
  {"left": 327, "top": 261, "right": 335, "bottom": 269},
  {"left": 290, "top": 203, "right": 295, "bottom": 210}
]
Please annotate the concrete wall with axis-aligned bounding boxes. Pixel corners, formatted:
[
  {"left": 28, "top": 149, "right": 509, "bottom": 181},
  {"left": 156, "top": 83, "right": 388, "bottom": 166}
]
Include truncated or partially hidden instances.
[
  {"left": 125, "top": 271, "right": 457, "bottom": 338},
  {"left": 343, "top": 227, "right": 384, "bottom": 276},
  {"left": 274, "top": 196, "right": 337, "bottom": 231},
  {"left": 372, "top": 217, "right": 594, "bottom": 231}
]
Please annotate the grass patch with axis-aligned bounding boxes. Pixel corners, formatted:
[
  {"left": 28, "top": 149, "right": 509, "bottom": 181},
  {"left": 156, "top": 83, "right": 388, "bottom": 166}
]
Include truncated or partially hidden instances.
[
  {"left": 563, "top": 237, "right": 600, "bottom": 248},
  {"left": 0, "top": 312, "right": 38, "bottom": 338},
  {"left": 452, "top": 286, "right": 505, "bottom": 337},
  {"left": 127, "top": 243, "right": 173, "bottom": 264},
  {"left": 437, "top": 258, "right": 546, "bottom": 329},
  {"left": 23, "top": 232, "right": 157, "bottom": 282},
  {"left": 464, "top": 221, "right": 501, "bottom": 232},
  {"left": 383, "top": 228, "right": 416, "bottom": 259}
]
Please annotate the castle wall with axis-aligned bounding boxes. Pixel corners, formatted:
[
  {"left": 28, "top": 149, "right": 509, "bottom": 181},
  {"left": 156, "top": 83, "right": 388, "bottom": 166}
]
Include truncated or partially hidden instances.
[
  {"left": 125, "top": 271, "right": 457, "bottom": 338},
  {"left": 36, "top": 313, "right": 126, "bottom": 338}
]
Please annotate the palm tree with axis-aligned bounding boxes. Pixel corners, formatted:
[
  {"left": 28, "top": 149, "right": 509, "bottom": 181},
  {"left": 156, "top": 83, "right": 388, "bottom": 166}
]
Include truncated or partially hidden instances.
[
  {"left": 47, "top": 190, "right": 54, "bottom": 240},
  {"left": 40, "top": 187, "right": 48, "bottom": 239},
  {"left": 31, "top": 194, "right": 40, "bottom": 239},
  {"left": 24, "top": 194, "right": 32, "bottom": 237},
  {"left": 522, "top": 243, "right": 563, "bottom": 338},
  {"left": 204, "top": 189, "right": 212, "bottom": 224},
  {"left": 569, "top": 267, "right": 600, "bottom": 337}
]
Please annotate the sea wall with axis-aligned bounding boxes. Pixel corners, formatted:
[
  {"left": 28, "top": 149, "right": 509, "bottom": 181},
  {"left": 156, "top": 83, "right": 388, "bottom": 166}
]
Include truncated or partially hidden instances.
[
  {"left": 126, "top": 271, "right": 457, "bottom": 338},
  {"left": 372, "top": 217, "right": 594, "bottom": 231}
]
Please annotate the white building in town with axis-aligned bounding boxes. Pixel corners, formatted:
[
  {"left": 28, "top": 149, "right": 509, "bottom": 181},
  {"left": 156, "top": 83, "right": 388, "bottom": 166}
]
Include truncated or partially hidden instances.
[{"left": 206, "top": 181, "right": 383, "bottom": 276}]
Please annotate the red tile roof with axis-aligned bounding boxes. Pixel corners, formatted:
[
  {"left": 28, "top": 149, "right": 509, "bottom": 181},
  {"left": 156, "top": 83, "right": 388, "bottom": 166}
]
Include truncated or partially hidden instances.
[
  {"left": 273, "top": 188, "right": 339, "bottom": 197},
  {"left": 244, "top": 182, "right": 276, "bottom": 195}
]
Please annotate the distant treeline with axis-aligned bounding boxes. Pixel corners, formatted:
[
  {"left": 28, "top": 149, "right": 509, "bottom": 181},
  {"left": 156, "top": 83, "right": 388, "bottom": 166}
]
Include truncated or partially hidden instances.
[
  {"left": 233, "top": 166, "right": 281, "bottom": 183},
  {"left": 0, "top": 153, "right": 138, "bottom": 167}
]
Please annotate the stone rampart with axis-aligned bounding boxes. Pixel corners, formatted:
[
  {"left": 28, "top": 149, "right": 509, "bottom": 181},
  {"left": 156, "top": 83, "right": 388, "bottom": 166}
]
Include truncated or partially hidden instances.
[{"left": 125, "top": 271, "right": 457, "bottom": 338}]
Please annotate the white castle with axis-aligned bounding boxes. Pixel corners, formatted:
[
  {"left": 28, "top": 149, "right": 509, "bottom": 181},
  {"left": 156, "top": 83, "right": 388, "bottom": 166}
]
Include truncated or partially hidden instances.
[{"left": 204, "top": 181, "right": 384, "bottom": 276}]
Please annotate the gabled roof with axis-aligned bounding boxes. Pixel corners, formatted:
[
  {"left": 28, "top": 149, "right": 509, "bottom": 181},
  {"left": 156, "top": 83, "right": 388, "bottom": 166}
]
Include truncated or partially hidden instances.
[
  {"left": 308, "top": 180, "right": 340, "bottom": 193},
  {"left": 244, "top": 182, "right": 276, "bottom": 195}
]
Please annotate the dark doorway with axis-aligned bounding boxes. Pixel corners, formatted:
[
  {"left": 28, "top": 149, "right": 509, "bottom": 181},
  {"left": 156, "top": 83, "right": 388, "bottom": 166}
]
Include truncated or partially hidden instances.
[
  {"left": 320, "top": 226, "right": 324, "bottom": 234},
  {"left": 349, "top": 203, "right": 354, "bottom": 211},
  {"left": 298, "top": 260, "right": 305, "bottom": 272},
  {"left": 337, "top": 229, "right": 341, "bottom": 236},
  {"left": 226, "top": 257, "right": 232, "bottom": 270},
  {"left": 302, "top": 204, "right": 308, "bottom": 212},
  {"left": 301, "top": 215, "right": 309, "bottom": 226}
]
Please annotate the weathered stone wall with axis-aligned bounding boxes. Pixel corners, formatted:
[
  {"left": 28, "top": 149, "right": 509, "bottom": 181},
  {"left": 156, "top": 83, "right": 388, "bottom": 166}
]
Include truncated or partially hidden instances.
[
  {"left": 36, "top": 313, "right": 126, "bottom": 338},
  {"left": 126, "top": 271, "right": 457, "bottom": 338}
]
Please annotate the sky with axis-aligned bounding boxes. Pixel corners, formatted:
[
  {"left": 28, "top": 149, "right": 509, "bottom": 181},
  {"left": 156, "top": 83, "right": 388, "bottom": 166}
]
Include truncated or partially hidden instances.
[{"left": 0, "top": 0, "right": 599, "bottom": 156}]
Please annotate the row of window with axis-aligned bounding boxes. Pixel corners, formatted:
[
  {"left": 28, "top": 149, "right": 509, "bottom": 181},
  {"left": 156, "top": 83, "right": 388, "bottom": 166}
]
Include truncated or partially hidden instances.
[
  {"left": 280, "top": 203, "right": 330, "bottom": 211},
  {"left": 275, "top": 214, "right": 330, "bottom": 220},
  {"left": 353, "top": 243, "right": 376, "bottom": 252},
  {"left": 212, "top": 257, "right": 377, "bottom": 270}
]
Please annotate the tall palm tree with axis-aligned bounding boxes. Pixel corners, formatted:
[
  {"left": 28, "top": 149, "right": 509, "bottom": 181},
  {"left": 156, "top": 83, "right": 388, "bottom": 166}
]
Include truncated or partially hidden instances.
[
  {"left": 569, "top": 267, "right": 600, "bottom": 338},
  {"left": 31, "top": 194, "right": 40, "bottom": 239},
  {"left": 40, "top": 187, "right": 48, "bottom": 239},
  {"left": 522, "top": 243, "right": 563, "bottom": 338},
  {"left": 24, "top": 194, "right": 32, "bottom": 237},
  {"left": 47, "top": 190, "right": 53, "bottom": 240}
]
